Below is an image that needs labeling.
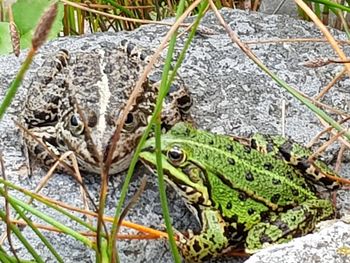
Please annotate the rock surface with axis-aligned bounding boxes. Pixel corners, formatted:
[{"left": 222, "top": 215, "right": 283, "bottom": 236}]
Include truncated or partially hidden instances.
[{"left": 0, "top": 8, "right": 349, "bottom": 263}]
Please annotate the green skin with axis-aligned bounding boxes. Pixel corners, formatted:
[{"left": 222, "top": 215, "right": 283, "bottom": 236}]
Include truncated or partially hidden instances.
[{"left": 139, "top": 123, "right": 338, "bottom": 262}]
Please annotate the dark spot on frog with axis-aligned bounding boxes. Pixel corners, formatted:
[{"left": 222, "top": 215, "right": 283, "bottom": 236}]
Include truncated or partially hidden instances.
[
  {"left": 226, "top": 144, "right": 234, "bottom": 152},
  {"left": 202, "top": 242, "right": 209, "bottom": 249},
  {"left": 286, "top": 172, "right": 294, "bottom": 181},
  {"left": 238, "top": 192, "right": 247, "bottom": 201},
  {"left": 274, "top": 219, "right": 290, "bottom": 234},
  {"left": 260, "top": 211, "right": 270, "bottom": 221},
  {"left": 244, "top": 146, "right": 251, "bottom": 153},
  {"left": 226, "top": 201, "right": 232, "bottom": 209},
  {"left": 248, "top": 208, "right": 255, "bottom": 215},
  {"left": 227, "top": 157, "right": 235, "bottom": 165},
  {"left": 260, "top": 234, "right": 273, "bottom": 244},
  {"left": 292, "top": 189, "right": 299, "bottom": 196},
  {"left": 57, "top": 138, "right": 64, "bottom": 147},
  {"left": 43, "top": 135, "right": 59, "bottom": 148},
  {"left": 140, "top": 52, "right": 148, "bottom": 61},
  {"left": 278, "top": 141, "right": 293, "bottom": 162},
  {"left": 224, "top": 214, "right": 238, "bottom": 224},
  {"left": 251, "top": 139, "right": 257, "bottom": 149},
  {"left": 197, "top": 196, "right": 205, "bottom": 205},
  {"left": 33, "top": 145, "right": 43, "bottom": 155},
  {"left": 296, "top": 158, "right": 311, "bottom": 171},
  {"left": 126, "top": 42, "right": 136, "bottom": 55},
  {"left": 224, "top": 225, "right": 236, "bottom": 238},
  {"left": 106, "top": 115, "right": 116, "bottom": 126},
  {"left": 272, "top": 178, "right": 281, "bottom": 185},
  {"left": 209, "top": 235, "right": 216, "bottom": 244},
  {"left": 264, "top": 163, "right": 273, "bottom": 171},
  {"left": 192, "top": 240, "right": 202, "bottom": 253},
  {"left": 271, "top": 194, "right": 280, "bottom": 204},
  {"left": 87, "top": 111, "right": 97, "bottom": 127},
  {"left": 266, "top": 142, "right": 274, "bottom": 153},
  {"left": 177, "top": 95, "right": 192, "bottom": 112},
  {"left": 245, "top": 172, "right": 254, "bottom": 181}
]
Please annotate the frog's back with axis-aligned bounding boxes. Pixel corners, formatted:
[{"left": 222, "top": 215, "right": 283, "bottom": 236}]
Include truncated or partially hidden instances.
[{"left": 165, "top": 123, "right": 318, "bottom": 211}]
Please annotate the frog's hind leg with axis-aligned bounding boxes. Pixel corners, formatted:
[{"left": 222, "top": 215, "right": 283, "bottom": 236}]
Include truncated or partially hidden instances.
[
  {"left": 245, "top": 199, "right": 334, "bottom": 254},
  {"left": 176, "top": 209, "right": 229, "bottom": 262},
  {"left": 250, "top": 133, "right": 341, "bottom": 190}
]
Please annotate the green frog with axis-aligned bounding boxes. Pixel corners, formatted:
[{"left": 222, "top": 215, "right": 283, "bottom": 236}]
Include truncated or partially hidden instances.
[{"left": 139, "top": 122, "right": 340, "bottom": 262}]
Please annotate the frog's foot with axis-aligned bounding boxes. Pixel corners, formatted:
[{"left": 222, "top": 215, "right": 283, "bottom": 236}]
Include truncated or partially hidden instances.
[
  {"left": 245, "top": 199, "right": 335, "bottom": 253},
  {"left": 175, "top": 229, "right": 228, "bottom": 263}
]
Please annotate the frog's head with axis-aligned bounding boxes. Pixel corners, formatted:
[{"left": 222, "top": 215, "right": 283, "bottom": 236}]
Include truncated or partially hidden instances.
[
  {"left": 140, "top": 124, "right": 212, "bottom": 212},
  {"left": 55, "top": 89, "right": 158, "bottom": 174},
  {"left": 55, "top": 79, "right": 190, "bottom": 175}
]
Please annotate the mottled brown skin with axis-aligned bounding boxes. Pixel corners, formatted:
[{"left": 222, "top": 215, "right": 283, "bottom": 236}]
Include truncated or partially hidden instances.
[{"left": 22, "top": 40, "right": 192, "bottom": 174}]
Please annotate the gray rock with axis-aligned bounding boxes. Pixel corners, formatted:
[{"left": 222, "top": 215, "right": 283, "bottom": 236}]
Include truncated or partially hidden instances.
[
  {"left": 0, "top": 8, "right": 349, "bottom": 263},
  {"left": 246, "top": 219, "right": 350, "bottom": 263}
]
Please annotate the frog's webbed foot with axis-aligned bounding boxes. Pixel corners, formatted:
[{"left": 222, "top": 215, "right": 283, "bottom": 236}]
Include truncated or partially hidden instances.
[
  {"left": 245, "top": 199, "right": 335, "bottom": 254},
  {"left": 175, "top": 229, "right": 228, "bottom": 262},
  {"left": 173, "top": 209, "right": 229, "bottom": 262},
  {"left": 250, "top": 133, "right": 341, "bottom": 190}
]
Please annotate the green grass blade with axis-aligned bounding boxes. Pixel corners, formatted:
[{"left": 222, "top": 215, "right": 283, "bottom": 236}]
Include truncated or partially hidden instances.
[
  {"left": 0, "top": 49, "right": 34, "bottom": 120},
  {"left": 0, "top": 178, "right": 98, "bottom": 234},
  {"left": 0, "top": 210, "right": 44, "bottom": 263},
  {"left": 0, "top": 188, "right": 94, "bottom": 249},
  {"left": 6, "top": 198, "right": 64, "bottom": 263},
  {"left": 307, "top": 0, "right": 350, "bottom": 12}
]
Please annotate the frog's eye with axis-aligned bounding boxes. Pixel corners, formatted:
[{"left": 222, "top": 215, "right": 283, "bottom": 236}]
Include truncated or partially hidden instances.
[
  {"left": 124, "top": 112, "right": 138, "bottom": 131},
  {"left": 69, "top": 113, "right": 84, "bottom": 136},
  {"left": 167, "top": 145, "right": 186, "bottom": 166}
]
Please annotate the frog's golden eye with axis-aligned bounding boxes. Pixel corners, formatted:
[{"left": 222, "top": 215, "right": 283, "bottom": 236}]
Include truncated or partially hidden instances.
[
  {"left": 69, "top": 113, "right": 84, "bottom": 136},
  {"left": 124, "top": 112, "right": 138, "bottom": 131},
  {"left": 167, "top": 145, "right": 186, "bottom": 166}
]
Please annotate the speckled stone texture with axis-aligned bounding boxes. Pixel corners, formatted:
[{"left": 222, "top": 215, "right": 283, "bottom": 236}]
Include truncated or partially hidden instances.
[{"left": 0, "top": 8, "right": 349, "bottom": 263}]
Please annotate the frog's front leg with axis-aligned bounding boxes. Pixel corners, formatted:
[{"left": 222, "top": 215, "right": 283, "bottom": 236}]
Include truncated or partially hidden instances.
[
  {"left": 245, "top": 199, "right": 334, "bottom": 254},
  {"left": 23, "top": 126, "right": 61, "bottom": 167},
  {"left": 176, "top": 209, "right": 229, "bottom": 262}
]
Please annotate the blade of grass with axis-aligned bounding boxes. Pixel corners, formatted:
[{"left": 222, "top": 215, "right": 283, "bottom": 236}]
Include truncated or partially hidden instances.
[
  {"left": 0, "top": 250, "right": 36, "bottom": 263},
  {"left": 0, "top": 177, "right": 98, "bottom": 235},
  {"left": 307, "top": 0, "right": 350, "bottom": 12},
  {"left": 0, "top": 210, "right": 44, "bottom": 263},
  {"left": 210, "top": 1, "right": 350, "bottom": 143},
  {"left": 0, "top": 2, "right": 58, "bottom": 120},
  {"left": 5, "top": 196, "right": 64, "bottom": 263},
  {"left": 108, "top": 0, "right": 207, "bottom": 261},
  {"left": 0, "top": 188, "right": 95, "bottom": 249}
]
